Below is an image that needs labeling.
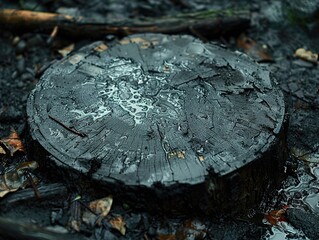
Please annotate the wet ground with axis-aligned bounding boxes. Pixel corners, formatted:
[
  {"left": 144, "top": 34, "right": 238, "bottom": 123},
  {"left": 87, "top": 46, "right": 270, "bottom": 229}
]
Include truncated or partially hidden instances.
[{"left": 1, "top": 0, "right": 319, "bottom": 239}]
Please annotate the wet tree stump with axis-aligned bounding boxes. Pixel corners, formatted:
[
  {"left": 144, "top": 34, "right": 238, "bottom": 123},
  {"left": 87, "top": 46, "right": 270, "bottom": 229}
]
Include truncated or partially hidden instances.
[{"left": 27, "top": 34, "right": 286, "bottom": 215}]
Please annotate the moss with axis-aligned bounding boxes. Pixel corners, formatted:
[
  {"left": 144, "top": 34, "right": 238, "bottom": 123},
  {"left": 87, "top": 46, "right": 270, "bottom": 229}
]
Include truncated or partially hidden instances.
[{"left": 284, "top": 8, "right": 312, "bottom": 27}]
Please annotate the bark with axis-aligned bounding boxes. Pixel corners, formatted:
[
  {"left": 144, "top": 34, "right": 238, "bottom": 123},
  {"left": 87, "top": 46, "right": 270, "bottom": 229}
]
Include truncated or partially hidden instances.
[
  {"left": 27, "top": 33, "right": 286, "bottom": 215},
  {"left": 0, "top": 9, "right": 250, "bottom": 38}
]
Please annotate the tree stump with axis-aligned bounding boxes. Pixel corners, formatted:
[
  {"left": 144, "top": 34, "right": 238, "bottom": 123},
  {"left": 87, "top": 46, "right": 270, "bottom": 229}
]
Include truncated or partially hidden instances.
[{"left": 27, "top": 34, "right": 286, "bottom": 215}]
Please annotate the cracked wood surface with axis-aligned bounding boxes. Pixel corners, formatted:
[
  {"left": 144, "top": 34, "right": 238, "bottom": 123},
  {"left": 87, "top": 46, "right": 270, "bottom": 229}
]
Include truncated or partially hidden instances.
[{"left": 27, "top": 34, "right": 285, "bottom": 189}]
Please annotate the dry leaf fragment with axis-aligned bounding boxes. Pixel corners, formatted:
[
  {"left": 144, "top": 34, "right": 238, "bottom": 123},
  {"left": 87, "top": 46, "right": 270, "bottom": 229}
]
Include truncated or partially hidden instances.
[
  {"left": 237, "top": 34, "right": 273, "bottom": 62},
  {"left": 89, "top": 196, "right": 113, "bottom": 225},
  {"left": 0, "top": 161, "right": 38, "bottom": 198},
  {"left": 120, "top": 37, "right": 152, "bottom": 49},
  {"left": 291, "top": 147, "right": 319, "bottom": 163},
  {"left": 264, "top": 205, "right": 288, "bottom": 225},
  {"left": 0, "top": 130, "right": 25, "bottom": 156},
  {"left": 294, "top": 48, "right": 318, "bottom": 64},
  {"left": 168, "top": 150, "right": 185, "bottom": 159},
  {"left": 58, "top": 43, "right": 75, "bottom": 57},
  {"left": 94, "top": 43, "right": 108, "bottom": 52},
  {"left": 110, "top": 216, "right": 126, "bottom": 235},
  {"left": 0, "top": 146, "right": 6, "bottom": 155},
  {"left": 175, "top": 219, "right": 206, "bottom": 239}
]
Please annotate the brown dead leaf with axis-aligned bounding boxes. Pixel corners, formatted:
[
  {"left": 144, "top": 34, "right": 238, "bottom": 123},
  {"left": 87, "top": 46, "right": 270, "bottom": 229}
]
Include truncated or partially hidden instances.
[
  {"left": 175, "top": 219, "right": 206, "bottom": 239},
  {"left": 1, "top": 130, "right": 25, "bottom": 156},
  {"left": 294, "top": 48, "right": 318, "bottom": 64},
  {"left": 0, "top": 161, "right": 38, "bottom": 198},
  {"left": 110, "top": 216, "right": 126, "bottom": 235},
  {"left": 237, "top": 34, "right": 273, "bottom": 62},
  {"left": 16, "top": 161, "right": 39, "bottom": 172},
  {"left": 168, "top": 150, "right": 185, "bottom": 159},
  {"left": 58, "top": 43, "right": 75, "bottom": 57},
  {"left": 89, "top": 195, "right": 113, "bottom": 225},
  {"left": 120, "top": 37, "right": 151, "bottom": 49},
  {"left": 198, "top": 155, "right": 205, "bottom": 162},
  {"left": 94, "top": 43, "right": 108, "bottom": 52},
  {"left": 264, "top": 205, "right": 288, "bottom": 225}
]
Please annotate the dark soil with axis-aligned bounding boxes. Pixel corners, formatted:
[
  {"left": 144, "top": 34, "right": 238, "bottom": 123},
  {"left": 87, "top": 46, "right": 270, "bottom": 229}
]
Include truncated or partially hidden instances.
[{"left": 1, "top": 0, "right": 319, "bottom": 239}]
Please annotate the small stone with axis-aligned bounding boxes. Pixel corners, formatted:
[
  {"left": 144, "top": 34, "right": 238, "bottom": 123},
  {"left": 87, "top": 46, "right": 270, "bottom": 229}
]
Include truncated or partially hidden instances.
[
  {"left": 16, "top": 40, "right": 27, "bottom": 54},
  {"left": 101, "top": 228, "right": 118, "bottom": 240},
  {"left": 126, "top": 213, "right": 142, "bottom": 229},
  {"left": 17, "top": 81, "right": 24, "bottom": 88},
  {"left": 11, "top": 70, "right": 18, "bottom": 79},
  {"left": 12, "top": 36, "right": 20, "bottom": 45},
  {"left": 21, "top": 73, "right": 34, "bottom": 81},
  {"left": 16, "top": 58, "right": 26, "bottom": 74}
]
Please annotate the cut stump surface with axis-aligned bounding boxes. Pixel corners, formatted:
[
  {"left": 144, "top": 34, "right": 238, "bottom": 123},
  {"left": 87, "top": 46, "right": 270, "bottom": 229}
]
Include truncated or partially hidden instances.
[{"left": 27, "top": 34, "right": 286, "bottom": 213}]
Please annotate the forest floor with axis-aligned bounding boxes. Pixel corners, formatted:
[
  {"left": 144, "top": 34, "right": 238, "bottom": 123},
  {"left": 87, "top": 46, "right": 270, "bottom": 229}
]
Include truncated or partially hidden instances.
[{"left": 1, "top": 0, "right": 319, "bottom": 239}]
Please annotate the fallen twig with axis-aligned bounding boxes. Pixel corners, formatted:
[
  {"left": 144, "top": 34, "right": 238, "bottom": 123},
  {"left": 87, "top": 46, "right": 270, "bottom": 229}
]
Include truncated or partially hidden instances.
[
  {"left": 48, "top": 115, "right": 87, "bottom": 137},
  {"left": 0, "top": 8, "right": 250, "bottom": 38},
  {"left": 25, "top": 171, "right": 41, "bottom": 199}
]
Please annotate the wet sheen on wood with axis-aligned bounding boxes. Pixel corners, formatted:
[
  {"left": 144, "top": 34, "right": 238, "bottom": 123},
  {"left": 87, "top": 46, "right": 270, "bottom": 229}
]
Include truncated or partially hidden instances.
[{"left": 27, "top": 34, "right": 286, "bottom": 214}]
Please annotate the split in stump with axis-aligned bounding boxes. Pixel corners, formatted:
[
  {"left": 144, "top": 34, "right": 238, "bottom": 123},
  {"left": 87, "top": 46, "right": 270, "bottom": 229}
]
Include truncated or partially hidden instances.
[{"left": 27, "top": 34, "right": 286, "bottom": 215}]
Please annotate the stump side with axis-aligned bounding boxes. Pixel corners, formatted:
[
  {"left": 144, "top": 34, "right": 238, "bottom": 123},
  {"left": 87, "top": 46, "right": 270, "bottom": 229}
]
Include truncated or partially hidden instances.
[{"left": 27, "top": 34, "right": 286, "bottom": 215}]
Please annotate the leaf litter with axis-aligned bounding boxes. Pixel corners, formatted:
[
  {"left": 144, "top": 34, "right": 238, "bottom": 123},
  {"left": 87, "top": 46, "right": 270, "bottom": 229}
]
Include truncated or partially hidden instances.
[
  {"left": 0, "top": 129, "right": 25, "bottom": 156},
  {"left": 0, "top": 161, "right": 39, "bottom": 198}
]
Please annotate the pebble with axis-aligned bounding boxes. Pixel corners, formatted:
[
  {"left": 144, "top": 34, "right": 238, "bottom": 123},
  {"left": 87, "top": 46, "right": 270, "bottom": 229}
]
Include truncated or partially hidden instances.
[
  {"left": 21, "top": 72, "right": 34, "bottom": 81},
  {"left": 100, "top": 228, "right": 118, "bottom": 240},
  {"left": 11, "top": 70, "right": 18, "bottom": 79},
  {"left": 12, "top": 36, "right": 20, "bottom": 45},
  {"left": 125, "top": 213, "right": 142, "bottom": 229},
  {"left": 17, "top": 81, "right": 24, "bottom": 88},
  {"left": 17, "top": 58, "right": 26, "bottom": 74},
  {"left": 16, "top": 40, "right": 27, "bottom": 54}
]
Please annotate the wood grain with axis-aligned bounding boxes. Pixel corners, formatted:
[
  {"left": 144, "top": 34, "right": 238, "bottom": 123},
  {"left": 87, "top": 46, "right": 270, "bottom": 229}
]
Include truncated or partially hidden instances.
[{"left": 27, "top": 34, "right": 286, "bottom": 214}]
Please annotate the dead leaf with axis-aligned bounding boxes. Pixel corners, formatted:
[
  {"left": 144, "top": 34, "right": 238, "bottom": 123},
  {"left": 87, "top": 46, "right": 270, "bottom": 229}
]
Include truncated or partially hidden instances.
[
  {"left": 0, "top": 161, "right": 38, "bottom": 198},
  {"left": 110, "top": 216, "right": 126, "bottom": 235},
  {"left": 175, "top": 219, "right": 206, "bottom": 239},
  {"left": 120, "top": 37, "right": 151, "bottom": 49},
  {"left": 264, "top": 205, "right": 288, "bottom": 225},
  {"left": 89, "top": 195, "right": 113, "bottom": 225},
  {"left": 237, "top": 34, "right": 273, "bottom": 62},
  {"left": 168, "top": 150, "right": 185, "bottom": 159},
  {"left": 291, "top": 147, "right": 319, "bottom": 163},
  {"left": 0, "top": 130, "right": 25, "bottom": 156},
  {"left": 58, "top": 43, "right": 75, "bottom": 57},
  {"left": 294, "top": 48, "right": 318, "bottom": 64},
  {"left": 70, "top": 220, "right": 81, "bottom": 232},
  {"left": 0, "top": 146, "right": 6, "bottom": 155},
  {"left": 16, "top": 161, "right": 39, "bottom": 172},
  {"left": 94, "top": 43, "right": 108, "bottom": 52}
]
